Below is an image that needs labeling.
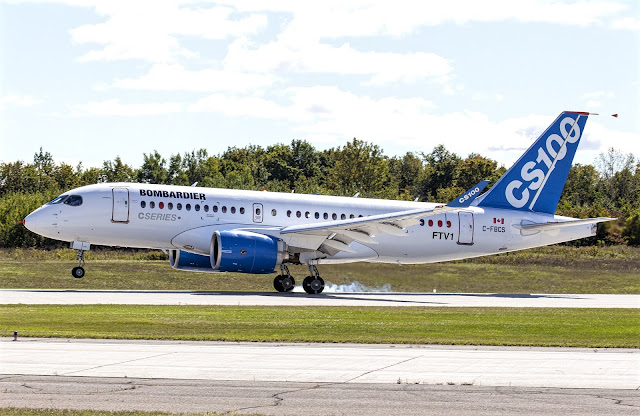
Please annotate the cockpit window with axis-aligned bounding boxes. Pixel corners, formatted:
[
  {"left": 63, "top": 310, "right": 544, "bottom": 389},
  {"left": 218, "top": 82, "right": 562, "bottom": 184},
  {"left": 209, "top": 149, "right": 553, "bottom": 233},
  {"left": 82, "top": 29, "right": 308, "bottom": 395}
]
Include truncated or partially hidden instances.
[
  {"left": 47, "top": 195, "right": 69, "bottom": 205},
  {"left": 64, "top": 195, "right": 83, "bottom": 206}
]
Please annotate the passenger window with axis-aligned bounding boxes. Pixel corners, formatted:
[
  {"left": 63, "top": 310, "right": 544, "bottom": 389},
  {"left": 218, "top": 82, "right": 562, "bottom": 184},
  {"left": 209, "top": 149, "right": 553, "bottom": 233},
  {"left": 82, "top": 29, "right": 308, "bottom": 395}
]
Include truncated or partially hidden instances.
[
  {"left": 323, "top": 213, "right": 328, "bottom": 220},
  {"left": 203, "top": 205, "right": 208, "bottom": 212},
  {"left": 222, "top": 206, "right": 227, "bottom": 213},
  {"left": 332, "top": 213, "right": 337, "bottom": 220},
  {"left": 315, "top": 212, "right": 320, "bottom": 219},
  {"left": 168, "top": 202, "right": 173, "bottom": 210},
  {"left": 213, "top": 205, "right": 218, "bottom": 213},
  {"left": 296, "top": 211, "right": 301, "bottom": 218},
  {"left": 287, "top": 210, "right": 292, "bottom": 217},
  {"left": 150, "top": 201, "right": 155, "bottom": 209},
  {"left": 159, "top": 202, "right": 164, "bottom": 209},
  {"left": 64, "top": 195, "right": 83, "bottom": 206},
  {"left": 305, "top": 211, "right": 310, "bottom": 218},
  {"left": 195, "top": 204, "right": 200, "bottom": 212},
  {"left": 177, "top": 203, "right": 182, "bottom": 210},
  {"left": 341, "top": 214, "right": 346, "bottom": 220},
  {"left": 141, "top": 201, "right": 146, "bottom": 208},
  {"left": 240, "top": 207, "right": 245, "bottom": 214},
  {"left": 186, "top": 204, "right": 191, "bottom": 211},
  {"left": 272, "top": 209, "right": 277, "bottom": 216},
  {"left": 350, "top": 214, "right": 355, "bottom": 219},
  {"left": 231, "top": 207, "right": 236, "bottom": 214}
]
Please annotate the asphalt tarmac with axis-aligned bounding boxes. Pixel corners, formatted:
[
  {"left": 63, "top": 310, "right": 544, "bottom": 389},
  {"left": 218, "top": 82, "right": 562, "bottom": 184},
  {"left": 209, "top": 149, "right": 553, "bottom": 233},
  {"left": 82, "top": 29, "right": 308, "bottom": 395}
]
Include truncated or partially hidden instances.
[
  {"left": 2, "top": 289, "right": 639, "bottom": 308},
  {"left": 2, "top": 339, "right": 639, "bottom": 415}
]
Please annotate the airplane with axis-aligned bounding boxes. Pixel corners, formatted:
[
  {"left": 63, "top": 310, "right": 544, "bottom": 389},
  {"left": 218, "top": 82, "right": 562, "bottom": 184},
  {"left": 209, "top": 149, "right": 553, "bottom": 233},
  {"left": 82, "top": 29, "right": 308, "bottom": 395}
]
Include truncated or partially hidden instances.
[{"left": 24, "top": 111, "right": 615, "bottom": 294}]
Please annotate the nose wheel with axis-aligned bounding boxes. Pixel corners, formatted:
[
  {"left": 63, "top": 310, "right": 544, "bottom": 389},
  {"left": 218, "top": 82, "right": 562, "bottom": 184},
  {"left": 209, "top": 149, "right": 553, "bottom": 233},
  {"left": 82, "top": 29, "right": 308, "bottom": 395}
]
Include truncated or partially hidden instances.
[
  {"left": 71, "top": 248, "right": 86, "bottom": 279},
  {"left": 302, "top": 265, "right": 325, "bottom": 294}
]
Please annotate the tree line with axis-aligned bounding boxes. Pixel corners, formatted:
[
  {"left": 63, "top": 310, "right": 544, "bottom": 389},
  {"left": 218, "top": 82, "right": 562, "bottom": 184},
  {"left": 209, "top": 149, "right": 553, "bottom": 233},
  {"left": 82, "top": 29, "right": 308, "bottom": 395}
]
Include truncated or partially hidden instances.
[{"left": 1, "top": 139, "right": 639, "bottom": 248}]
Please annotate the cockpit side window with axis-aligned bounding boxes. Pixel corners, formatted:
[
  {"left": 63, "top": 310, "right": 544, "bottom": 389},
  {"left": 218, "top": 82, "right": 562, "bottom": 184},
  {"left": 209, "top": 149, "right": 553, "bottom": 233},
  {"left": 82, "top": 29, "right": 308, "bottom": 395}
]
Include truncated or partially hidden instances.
[
  {"left": 64, "top": 195, "right": 83, "bottom": 206},
  {"left": 47, "top": 195, "right": 69, "bottom": 205}
]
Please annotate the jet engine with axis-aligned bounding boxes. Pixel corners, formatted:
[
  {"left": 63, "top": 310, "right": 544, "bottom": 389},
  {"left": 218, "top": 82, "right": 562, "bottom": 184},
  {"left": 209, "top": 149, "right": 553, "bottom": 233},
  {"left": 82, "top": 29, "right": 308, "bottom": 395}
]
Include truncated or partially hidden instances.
[
  {"left": 169, "top": 250, "right": 218, "bottom": 273},
  {"left": 211, "top": 230, "right": 288, "bottom": 274}
]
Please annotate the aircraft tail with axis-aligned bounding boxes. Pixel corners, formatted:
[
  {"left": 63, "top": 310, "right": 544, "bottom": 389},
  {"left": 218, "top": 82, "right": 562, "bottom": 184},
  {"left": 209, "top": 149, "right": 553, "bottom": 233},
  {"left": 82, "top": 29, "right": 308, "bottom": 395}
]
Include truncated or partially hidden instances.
[{"left": 477, "top": 111, "right": 591, "bottom": 214}]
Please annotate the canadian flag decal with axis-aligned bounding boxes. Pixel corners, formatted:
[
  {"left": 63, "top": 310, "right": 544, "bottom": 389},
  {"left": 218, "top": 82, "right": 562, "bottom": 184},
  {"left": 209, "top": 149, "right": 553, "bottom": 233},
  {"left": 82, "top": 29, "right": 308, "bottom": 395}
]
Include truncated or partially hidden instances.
[{"left": 493, "top": 218, "right": 504, "bottom": 224}]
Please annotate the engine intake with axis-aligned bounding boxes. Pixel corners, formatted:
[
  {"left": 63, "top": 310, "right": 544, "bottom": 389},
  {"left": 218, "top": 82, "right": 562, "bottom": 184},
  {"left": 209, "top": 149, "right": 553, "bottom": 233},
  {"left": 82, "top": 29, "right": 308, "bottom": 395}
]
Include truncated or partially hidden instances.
[{"left": 211, "top": 230, "right": 287, "bottom": 274}]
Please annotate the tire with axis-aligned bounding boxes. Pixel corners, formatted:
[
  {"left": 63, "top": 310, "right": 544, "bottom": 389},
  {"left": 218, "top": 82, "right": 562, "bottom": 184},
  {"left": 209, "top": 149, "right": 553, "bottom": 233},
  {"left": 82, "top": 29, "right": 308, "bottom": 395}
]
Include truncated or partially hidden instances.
[
  {"left": 72, "top": 267, "right": 85, "bottom": 279},
  {"left": 282, "top": 276, "right": 295, "bottom": 292},
  {"left": 302, "top": 276, "right": 324, "bottom": 294},
  {"left": 273, "top": 275, "right": 285, "bottom": 292}
]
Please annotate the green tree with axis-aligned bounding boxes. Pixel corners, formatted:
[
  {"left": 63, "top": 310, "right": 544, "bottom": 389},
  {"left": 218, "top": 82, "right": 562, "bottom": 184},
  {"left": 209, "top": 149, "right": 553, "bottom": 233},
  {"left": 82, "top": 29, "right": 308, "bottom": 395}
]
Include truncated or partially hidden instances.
[
  {"left": 327, "top": 138, "right": 389, "bottom": 197},
  {"left": 137, "top": 150, "right": 168, "bottom": 184}
]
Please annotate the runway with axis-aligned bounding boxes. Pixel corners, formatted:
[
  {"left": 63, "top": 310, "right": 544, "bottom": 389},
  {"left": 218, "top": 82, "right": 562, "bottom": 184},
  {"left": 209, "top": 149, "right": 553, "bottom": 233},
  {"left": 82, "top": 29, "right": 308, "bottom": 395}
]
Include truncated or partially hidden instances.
[
  {"left": 2, "top": 289, "right": 639, "bottom": 308},
  {"left": 2, "top": 339, "right": 639, "bottom": 415}
]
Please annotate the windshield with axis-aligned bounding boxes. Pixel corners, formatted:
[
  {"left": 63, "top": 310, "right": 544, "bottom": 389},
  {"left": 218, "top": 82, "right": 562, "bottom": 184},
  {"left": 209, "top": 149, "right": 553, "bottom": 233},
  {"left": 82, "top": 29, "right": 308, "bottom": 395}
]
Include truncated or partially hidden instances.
[
  {"left": 47, "top": 195, "right": 69, "bottom": 205},
  {"left": 64, "top": 195, "right": 83, "bottom": 206}
]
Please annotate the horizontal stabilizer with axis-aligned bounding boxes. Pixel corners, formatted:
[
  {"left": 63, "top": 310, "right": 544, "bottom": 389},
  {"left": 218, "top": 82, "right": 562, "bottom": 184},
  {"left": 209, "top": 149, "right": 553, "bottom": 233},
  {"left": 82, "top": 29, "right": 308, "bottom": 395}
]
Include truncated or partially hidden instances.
[
  {"left": 447, "top": 180, "right": 490, "bottom": 208},
  {"left": 513, "top": 217, "right": 616, "bottom": 232}
]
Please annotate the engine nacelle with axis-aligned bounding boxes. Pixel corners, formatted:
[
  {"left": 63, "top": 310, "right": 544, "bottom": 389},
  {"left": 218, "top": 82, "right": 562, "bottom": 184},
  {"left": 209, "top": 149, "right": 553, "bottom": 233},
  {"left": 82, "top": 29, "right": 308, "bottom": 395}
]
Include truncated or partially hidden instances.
[
  {"left": 211, "top": 230, "right": 287, "bottom": 274},
  {"left": 169, "top": 250, "right": 219, "bottom": 273}
]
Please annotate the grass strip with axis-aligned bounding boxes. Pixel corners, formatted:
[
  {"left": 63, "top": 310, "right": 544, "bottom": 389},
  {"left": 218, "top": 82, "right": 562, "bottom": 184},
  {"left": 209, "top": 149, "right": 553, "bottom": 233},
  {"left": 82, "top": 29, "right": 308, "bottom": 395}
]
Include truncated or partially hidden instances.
[{"left": 2, "top": 305, "right": 638, "bottom": 348}]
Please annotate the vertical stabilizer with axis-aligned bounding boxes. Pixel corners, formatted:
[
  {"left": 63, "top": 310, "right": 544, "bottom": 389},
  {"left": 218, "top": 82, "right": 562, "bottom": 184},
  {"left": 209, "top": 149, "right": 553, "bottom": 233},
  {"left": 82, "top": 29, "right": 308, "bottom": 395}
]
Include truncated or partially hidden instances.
[{"left": 478, "top": 111, "right": 590, "bottom": 214}]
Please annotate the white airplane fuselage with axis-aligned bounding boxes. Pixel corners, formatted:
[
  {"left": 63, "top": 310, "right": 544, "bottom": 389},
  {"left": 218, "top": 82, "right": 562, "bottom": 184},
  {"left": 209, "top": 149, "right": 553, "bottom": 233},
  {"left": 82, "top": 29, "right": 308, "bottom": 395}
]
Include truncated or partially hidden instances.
[
  {"left": 24, "top": 112, "right": 611, "bottom": 293},
  {"left": 25, "top": 182, "right": 595, "bottom": 265}
]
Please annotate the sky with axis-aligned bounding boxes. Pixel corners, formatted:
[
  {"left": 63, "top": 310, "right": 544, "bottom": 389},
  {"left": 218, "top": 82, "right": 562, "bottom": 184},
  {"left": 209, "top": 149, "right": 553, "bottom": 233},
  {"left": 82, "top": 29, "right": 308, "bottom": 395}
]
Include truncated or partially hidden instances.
[{"left": 1, "top": 0, "right": 639, "bottom": 170}]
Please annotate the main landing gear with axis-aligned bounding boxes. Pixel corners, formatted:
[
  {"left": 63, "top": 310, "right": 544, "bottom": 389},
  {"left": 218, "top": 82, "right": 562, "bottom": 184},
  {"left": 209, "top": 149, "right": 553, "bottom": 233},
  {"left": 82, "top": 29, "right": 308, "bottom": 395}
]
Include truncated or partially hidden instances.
[
  {"left": 71, "top": 249, "right": 85, "bottom": 279},
  {"left": 303, "top": 265, "right": 325, "bottom": 295},
  {"left": 274, "top": 265, "right": 295, "bottom": 292},
  {"left": 273, "top": 264, "right": 326, "bottom": 294}
]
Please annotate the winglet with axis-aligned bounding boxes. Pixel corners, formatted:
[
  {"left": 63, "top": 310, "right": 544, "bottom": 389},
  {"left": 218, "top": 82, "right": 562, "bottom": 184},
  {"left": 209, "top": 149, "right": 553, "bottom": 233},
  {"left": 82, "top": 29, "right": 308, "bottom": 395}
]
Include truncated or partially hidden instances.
[{"left": 447, "top": 180, "right": 490, "bottom": 208}]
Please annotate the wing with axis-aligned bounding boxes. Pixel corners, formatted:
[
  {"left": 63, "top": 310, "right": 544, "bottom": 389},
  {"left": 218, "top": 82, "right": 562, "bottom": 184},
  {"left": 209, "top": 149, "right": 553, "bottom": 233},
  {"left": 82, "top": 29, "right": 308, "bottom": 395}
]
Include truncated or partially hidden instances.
[{"left": 277, "top": 180, "right": 490, "bottom": 254}]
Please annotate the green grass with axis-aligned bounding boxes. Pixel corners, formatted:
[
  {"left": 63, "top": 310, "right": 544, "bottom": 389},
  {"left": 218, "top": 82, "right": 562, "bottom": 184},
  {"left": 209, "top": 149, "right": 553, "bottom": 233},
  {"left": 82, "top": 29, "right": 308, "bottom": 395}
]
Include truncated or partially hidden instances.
[
  {"left": 1, "top": 245, "right": 639, "bottom": 293},
  {"left": 2, "top": 305, "right": 638, "bottom": 348}
]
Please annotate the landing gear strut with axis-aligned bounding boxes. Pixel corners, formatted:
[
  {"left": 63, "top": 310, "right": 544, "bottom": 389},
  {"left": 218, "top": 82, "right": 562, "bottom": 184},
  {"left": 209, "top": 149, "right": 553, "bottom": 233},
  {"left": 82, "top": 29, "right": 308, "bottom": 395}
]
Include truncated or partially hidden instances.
[
  {"left": 71, "top": 249, "right": 85, "bottom": 279},
  {"left": 273, "top": 264, "right": 295, "bottom": 292},
  {"left": 302, "top": 265, "right": 325, "bottom": 294}
]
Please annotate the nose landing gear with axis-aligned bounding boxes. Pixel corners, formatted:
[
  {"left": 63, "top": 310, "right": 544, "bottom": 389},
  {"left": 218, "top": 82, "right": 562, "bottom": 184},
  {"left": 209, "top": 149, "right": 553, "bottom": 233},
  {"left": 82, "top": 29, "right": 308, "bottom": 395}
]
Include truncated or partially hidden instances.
[
  {"left": 70, "top": 241, "right": 90, "bottom": 279},
  {"left": 71, "top": 249, "right": 85, "bottom": 278}
]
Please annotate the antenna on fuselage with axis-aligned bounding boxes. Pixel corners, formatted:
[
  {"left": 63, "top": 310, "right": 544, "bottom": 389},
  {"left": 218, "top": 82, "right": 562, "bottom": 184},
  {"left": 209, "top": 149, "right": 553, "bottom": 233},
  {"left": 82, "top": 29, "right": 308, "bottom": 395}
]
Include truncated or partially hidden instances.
[{"left": 191, "top": 182, "right": 198, "bottom": 187}]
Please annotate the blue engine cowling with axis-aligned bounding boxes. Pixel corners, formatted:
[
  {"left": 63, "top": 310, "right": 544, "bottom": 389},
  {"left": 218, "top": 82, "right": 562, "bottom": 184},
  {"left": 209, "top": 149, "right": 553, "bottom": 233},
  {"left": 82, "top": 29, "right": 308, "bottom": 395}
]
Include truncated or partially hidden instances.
[
  {"left": 211, "top": 230, "right": 286, "bottom": 274},
  {"left": 169, "top": 250, "right": 219, "bottom": 273}
]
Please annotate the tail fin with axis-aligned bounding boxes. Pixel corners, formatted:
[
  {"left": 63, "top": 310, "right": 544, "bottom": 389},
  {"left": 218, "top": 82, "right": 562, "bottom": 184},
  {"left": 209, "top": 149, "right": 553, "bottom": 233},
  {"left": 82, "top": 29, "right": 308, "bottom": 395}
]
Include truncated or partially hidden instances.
[{"left": 477, "top": 111, "right": 590, "bottom": 214}]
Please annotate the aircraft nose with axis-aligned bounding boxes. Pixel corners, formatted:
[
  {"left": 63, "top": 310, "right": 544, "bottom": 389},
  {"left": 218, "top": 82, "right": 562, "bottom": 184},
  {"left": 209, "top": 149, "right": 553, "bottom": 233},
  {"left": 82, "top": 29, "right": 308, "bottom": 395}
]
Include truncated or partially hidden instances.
[{"left": 24, "top": 207, "right": 55, "bottom": 236}]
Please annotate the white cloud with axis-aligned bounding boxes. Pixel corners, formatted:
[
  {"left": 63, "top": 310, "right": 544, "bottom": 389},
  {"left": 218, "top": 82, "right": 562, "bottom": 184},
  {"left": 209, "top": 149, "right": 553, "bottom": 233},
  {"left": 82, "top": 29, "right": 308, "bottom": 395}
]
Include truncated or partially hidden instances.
[
  {"left": 224, "top": 38, "right": 452, "bottom": 85},
  {"left": 70, "top": 2, "right": 267, "bottom": 63},
  {"left": 78, "top": 99, "right": 182, "bottom": 116},
  {"left": 113, "top": 64, "right": 276, "bottom": 92},
  {"left": 0, "top": 95, "right": 43, "bottom": 109}
]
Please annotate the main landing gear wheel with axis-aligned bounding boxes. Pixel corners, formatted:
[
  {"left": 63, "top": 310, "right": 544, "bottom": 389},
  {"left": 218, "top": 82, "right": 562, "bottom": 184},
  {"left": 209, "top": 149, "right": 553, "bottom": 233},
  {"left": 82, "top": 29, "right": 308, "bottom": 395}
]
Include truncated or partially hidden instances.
[
  {"left": 302, "top": 265, "right": 325, "bottom": 294},
  {"left": 71, "top": 266, "right": 85, "bottom": 278},
  {"left": 303, "top": 275, "right": 325, "bottom": 294},
  {"left": 274, "top": 264, "right": 295, "bottom": 293},
  {"left": 274, "top": 275, "right": 295, "bottom": 292}
]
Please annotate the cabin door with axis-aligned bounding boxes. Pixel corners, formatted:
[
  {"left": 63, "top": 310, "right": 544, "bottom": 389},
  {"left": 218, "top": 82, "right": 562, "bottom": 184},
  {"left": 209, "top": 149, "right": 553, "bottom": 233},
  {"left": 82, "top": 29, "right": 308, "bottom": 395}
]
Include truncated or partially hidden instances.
[
  {"left": 112, "top": 188, "right": 130, "bottom": 223},
  {"left": 458, "top": 211, "right": 474, "bottom": 245}
]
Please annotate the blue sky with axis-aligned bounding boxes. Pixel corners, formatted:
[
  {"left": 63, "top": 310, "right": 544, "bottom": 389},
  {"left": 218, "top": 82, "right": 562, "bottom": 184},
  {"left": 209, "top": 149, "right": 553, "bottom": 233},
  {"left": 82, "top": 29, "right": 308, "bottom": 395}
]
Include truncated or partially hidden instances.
[{"left": 1, "top": 0, "right": 638, "bottom": 170}]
